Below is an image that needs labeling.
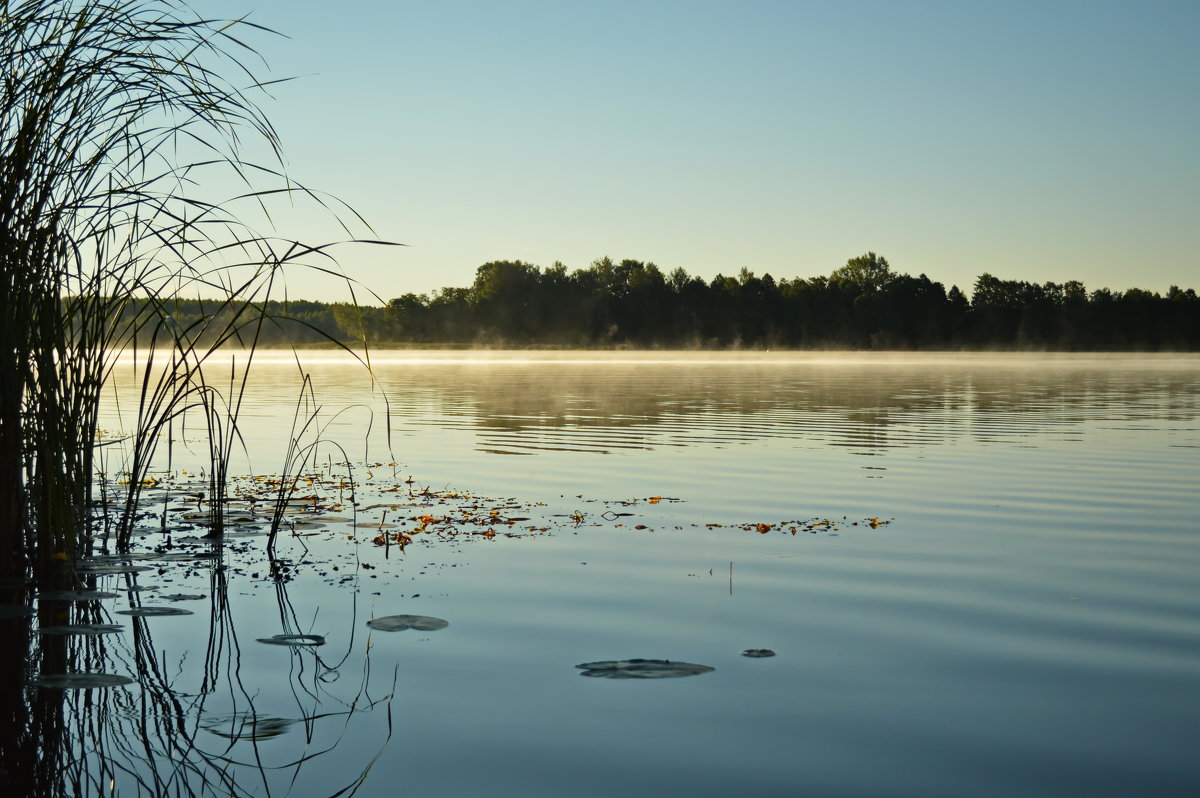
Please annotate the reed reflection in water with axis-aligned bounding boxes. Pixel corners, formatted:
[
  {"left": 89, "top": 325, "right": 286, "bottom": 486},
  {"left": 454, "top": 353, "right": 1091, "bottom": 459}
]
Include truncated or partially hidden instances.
[{"left": 0, "top": 539, "right": 395, "bottom": 797}]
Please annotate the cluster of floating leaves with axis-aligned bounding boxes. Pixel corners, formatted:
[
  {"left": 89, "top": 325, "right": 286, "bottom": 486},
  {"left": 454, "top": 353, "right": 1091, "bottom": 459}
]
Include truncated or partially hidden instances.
[
  {"left": 92, "top": 467, "right": 891, "bottom": 558},
  {"left": 707, "top": 516, "right": 892, "bottom": 535}
]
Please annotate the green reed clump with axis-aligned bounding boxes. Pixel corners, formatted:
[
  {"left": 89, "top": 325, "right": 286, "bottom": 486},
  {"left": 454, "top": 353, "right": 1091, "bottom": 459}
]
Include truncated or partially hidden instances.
[{"left": 1, "top": 0, "right": 370, "bottom": 583}]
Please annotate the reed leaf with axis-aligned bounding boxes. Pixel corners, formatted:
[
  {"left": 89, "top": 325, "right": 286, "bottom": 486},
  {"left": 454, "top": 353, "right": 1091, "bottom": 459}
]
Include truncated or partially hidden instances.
[{"left": 1, "top": 0, "right": 380, "bottom": 583}]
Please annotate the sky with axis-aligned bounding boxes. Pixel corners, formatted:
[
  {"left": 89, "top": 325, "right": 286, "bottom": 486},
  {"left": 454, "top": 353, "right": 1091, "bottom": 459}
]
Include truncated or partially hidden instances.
[{"left": 202, "top": 0, "right": 1198, "bottom": 303}]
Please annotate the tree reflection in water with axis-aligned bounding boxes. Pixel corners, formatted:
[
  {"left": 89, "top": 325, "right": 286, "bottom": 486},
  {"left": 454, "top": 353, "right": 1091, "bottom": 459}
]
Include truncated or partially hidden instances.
[{"left": 0, "top": 541, "right": 395, "bottom": 797}]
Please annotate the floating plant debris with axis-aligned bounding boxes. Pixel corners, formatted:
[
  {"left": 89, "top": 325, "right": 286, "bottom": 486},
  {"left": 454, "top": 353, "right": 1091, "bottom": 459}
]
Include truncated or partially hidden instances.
[
  {"left": 366, "top": 614, "right": 449, "bottom": 632},
  {"left": 704, "top": 516, "right": 894, "bottom": 535},
  {"left": 575, "top": 659, "right": 715, "bottom": 679},
  {"left": 34, "top": 673, "right": 135, "bottom": 689},
  {"left": 89, "top": 468, "right": 895, "bottom": 588},
  {"left": 257, "top": 634, "right": 326, "bottom": 646},
  {"left": 202, "top": 713, "right": 295, "bottom": 741},
  {"left": 116, "top": 607, "right": 193, "bottom": 617},
  {"left": 36, "top": 590, "right": 119, "bottom": 601},
  {"left": 161, "top": 593, "right": 206, "bottom": 601},
  {"left": 38, "top": 624, "right": 123, "bottom": 636},
  {"left": 741, "top": 649, "right": 776, "bottom": 658}
]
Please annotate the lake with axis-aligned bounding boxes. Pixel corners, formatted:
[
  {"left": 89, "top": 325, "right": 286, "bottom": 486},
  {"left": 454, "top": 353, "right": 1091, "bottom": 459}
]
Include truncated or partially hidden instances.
[{"left": 11, "top": 351, "right": 1200, "bottom": 796}]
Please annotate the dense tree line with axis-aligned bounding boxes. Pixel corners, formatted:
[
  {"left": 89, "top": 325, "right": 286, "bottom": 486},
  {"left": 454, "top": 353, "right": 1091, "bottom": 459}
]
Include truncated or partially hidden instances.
[
  {"left": 124, "top": 253, "right": 1200, "bottom": 349},
  {"left": 373, "top": 253, "right": 1198, "bottom": 349}
]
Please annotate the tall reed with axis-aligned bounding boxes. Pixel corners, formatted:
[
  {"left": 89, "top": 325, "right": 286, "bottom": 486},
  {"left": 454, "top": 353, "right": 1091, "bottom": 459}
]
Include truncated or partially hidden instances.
[{"left": 1, "top": 0, "right": 370, "bottom": 583}]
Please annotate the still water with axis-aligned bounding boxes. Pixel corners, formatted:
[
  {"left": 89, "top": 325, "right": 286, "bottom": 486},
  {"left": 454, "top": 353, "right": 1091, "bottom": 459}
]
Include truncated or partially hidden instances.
[{"left": 25, "top": 353, "right": 1200, "bottom": 795}]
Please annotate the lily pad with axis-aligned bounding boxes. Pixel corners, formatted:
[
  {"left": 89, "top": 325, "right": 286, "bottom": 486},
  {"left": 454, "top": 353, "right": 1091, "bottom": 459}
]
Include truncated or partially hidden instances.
[
  {"left": 575, "top": 659, "right": 715, "bottom": 679},
  {"left": 366, "top": 614, "right": 449, "bottom": 632},
  {"left": 741, "top": 648, "right": 776, "bottom": 658},
  {"left": 214, "top": 528, "right": 268, "bottom": 538},
  {"left": 35, "top": 672, "right": 135, "bottom": 689},
  {"left": 153, "top": 552, "right": 220, "bottom": 562},
  {"left": 0, "top": 605, "right": 36, "bottom": 619},
  {"left": 257, "top": 634, "right": 326, "bottom": 647},
  {"left": 161, "top": 593, "right": 206, "bottom": 601},
  {"left": 82, "top": 553, "right": 157, "bottom": 563},
  {"left": 116, "top": 607, "right": 193, "bottom": 617},
  {"left": 76, "top": 564, "right": 152, "bottom": 575},
  {"left": 202, "top": 713, "right": 294, "bottom": 741},
  {"left": 38, "top": 624, "right": 123, "bottom": 636},
  {"left": 37, "top": 590, "right": 119, "bottom": 601}
]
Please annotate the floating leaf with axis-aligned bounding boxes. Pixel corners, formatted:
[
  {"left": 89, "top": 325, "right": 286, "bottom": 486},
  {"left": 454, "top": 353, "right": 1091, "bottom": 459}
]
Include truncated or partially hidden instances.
[
  {"left": 37, "top": 590, "right": 119, "bottom": 601},
  {"left": 76, "top": 564, "right": 152, "bottom": 575},
  {"left": 161, "top": 593, "right": 206, "bottom": 601},
  {"left": 153, "top": 551, "right": 220, "bottom": 562},
  {"left": 741, "top": 649, "right": 776, "bottom": 658},
  {"left": 35, "top": 673, "right": 135, "bottom": 689},
  {"left": 366, "top": 614, "right": 448, "bottom": 632},
  {"left": 38, "top": 624, "right": 123, "bottom": 636},
  {"left": 575, "top": 659, "right": 715, "bottom": 679},
  {"left": 82, "top": 553, "right": 158, "bottom": 563},
  {"left": 257, "top": 634, "right": 326, "bottom": 647},
  {"left": 116, "top": 607, "right": 193, "bottom": 617},
  {"left": 0, "top": 605, "right": 36, "bottom": 619},
  {"left": 203, "top": 713, "right": 294, "bottom": 741}
]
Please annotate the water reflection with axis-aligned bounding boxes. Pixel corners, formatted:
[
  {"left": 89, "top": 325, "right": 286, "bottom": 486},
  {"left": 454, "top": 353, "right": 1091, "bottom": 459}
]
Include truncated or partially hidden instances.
[
  {"left": 365, "top": 355, "right": 1200, "bottom": 455},
  {"left": 101, "top": 353, "right": 1199, "bottom": 463},
  {"left": 0, "top": 543, "right": 394, "bottom": 797}
]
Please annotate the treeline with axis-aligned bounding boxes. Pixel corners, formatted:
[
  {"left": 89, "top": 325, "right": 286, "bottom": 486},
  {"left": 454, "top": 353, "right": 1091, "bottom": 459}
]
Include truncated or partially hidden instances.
[
  {"left": 377, "top": 253, "right": 1199, "bottom": 349},
  {"left": 114, "top": 298, "right": 367, "bottom": 348},
  {"left": 127, "top": 253, "right": 1200, "bottom": 349}
]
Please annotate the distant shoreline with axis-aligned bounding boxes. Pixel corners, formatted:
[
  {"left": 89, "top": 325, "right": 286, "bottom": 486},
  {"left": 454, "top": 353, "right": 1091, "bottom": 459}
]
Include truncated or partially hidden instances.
[{"left": 238, "top": 341, "right": 1200, "bottom": 354}]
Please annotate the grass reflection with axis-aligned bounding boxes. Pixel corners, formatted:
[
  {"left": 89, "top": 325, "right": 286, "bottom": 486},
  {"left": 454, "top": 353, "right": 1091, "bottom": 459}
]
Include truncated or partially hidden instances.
[{"left": 1, "top": 541, "right": 395, "bottom": 797}]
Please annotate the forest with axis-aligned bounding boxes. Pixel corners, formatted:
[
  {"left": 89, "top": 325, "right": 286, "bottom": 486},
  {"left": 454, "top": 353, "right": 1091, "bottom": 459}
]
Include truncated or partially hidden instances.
[{"left": 127, "top": 253, "right": 1200, "bottom": 350}]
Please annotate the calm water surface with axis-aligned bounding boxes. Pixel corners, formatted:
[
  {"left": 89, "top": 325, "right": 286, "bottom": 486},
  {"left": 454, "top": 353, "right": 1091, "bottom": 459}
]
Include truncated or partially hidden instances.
[{"left": 57, "top": 353, "right": 1200, "bottom": 795}]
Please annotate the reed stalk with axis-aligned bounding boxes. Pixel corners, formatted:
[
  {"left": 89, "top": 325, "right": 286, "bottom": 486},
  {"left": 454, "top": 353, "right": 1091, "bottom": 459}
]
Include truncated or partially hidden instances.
[{"left": 1, "top": 0, "right": 378, "bottom": 584}]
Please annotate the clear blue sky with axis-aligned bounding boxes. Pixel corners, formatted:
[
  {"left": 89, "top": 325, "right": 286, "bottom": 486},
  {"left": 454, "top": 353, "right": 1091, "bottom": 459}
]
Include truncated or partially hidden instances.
[{"left": 208, "top": 0, "right": 1198, "bottom": 302}]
